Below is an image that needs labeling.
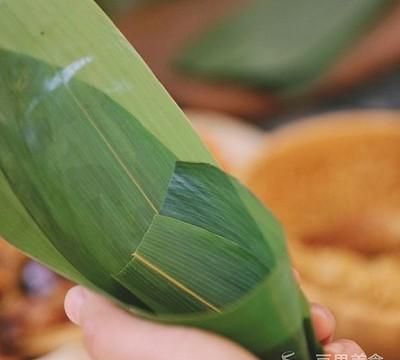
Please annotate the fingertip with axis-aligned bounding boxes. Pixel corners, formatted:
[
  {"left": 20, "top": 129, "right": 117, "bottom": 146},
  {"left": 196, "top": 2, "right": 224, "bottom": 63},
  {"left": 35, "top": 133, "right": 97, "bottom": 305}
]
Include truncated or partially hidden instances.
[
  {"left": 64, "top": 286, "right": 87, "bottom": 325},
  {"left": 325, "top": 339, "right": 365, "bottom": 356},
  {"left": 311, "top": 303, "right": 335, "bottom": 343},
  {"left": 292, "top": 268, "right": 301, "bottom": 282}
]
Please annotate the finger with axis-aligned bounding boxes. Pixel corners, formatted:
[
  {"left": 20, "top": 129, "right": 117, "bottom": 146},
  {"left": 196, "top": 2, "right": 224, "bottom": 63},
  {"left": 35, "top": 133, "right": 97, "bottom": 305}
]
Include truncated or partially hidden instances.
[
  {"left": 325, "top": 339, "right": 366, "bottom": 357},
  {"left": 293, "top": 269, "right": 335, "bottom": 344},
  {"left": 310, "top": 303, "right": 335, "bottom": 344},
  {"left": 292, "top": 268, "right": 301, "bottom": 282},
  {"left": 65, "top": 286, "right": 257, "bottom": 360}
]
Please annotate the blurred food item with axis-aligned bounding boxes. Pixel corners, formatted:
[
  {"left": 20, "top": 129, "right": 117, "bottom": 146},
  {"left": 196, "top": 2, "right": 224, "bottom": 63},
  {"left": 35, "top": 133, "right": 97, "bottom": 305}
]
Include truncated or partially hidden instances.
[
  {"left": 116, "top": 0, "right": 279, "bottom": 118},
  {"left": 302, "top": 211, "right": 400, "bottom": 257},
  {"left": 187, "top": 109, "right": 264, "bottom": 174},
  {"left": 36, "top": 342, "right": 89, "bottom": 360},
  {"left": 242, "top": 111, "right": 400, "bottom": 359},
  {"left": 24, "top": 325, "right": 82, "bottom": 359},
  {"left": 295, "top": 241, "right": 400, "bottom": 360},
  {"left": 0, "top": 239, "right": 75, "bottom": 359},
  {"left": 0, "top": 239, "right": 25, "bottom": 299}
]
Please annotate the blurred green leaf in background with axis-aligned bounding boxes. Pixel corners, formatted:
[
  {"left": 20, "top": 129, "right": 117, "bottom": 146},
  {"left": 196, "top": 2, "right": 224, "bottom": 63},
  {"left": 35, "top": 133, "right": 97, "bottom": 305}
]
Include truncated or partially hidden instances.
[{"left": 178, "top": 0, "right": 393, "bottom": 93}]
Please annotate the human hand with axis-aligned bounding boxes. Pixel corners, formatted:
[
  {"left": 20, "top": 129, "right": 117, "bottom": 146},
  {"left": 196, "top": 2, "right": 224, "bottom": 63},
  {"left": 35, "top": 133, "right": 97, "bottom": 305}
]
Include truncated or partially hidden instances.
[{"left": 64, "top": 286, "right": 365, "bottom": 360}]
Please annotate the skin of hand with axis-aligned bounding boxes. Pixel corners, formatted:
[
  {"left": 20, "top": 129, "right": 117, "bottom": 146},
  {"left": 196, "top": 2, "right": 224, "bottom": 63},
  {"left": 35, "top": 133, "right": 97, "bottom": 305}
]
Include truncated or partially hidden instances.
[{"left": 64, "top": 286, "right": 365, "bottom": 360}]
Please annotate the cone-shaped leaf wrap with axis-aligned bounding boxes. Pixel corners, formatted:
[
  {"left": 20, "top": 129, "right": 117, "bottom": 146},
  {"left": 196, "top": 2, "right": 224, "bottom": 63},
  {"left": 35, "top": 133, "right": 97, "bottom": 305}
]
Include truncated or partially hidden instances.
[{"left": 0, "top": 0, "right": 322, "bottom": 358}]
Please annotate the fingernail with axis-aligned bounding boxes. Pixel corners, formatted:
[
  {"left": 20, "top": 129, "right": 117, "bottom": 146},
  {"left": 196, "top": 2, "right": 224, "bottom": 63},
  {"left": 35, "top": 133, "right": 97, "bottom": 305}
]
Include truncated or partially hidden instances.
[
  {"left": 64, "top": 286, "right": 86, "bottom": 325},
  {"left": 325, "top": 342, "right": 344, "bottom": 355},
  {"left": 312, "top": 303, "right": 336, "bottom": 344},
  {"left": 313, "top": 303, "right": 335, "bottom": 323}
]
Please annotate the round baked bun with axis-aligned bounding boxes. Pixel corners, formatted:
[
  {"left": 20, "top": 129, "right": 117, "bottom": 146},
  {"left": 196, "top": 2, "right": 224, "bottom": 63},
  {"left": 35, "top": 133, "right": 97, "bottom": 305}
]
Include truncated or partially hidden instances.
[{"left": 187, "top": 109, "right": 264, "bottom": 173}]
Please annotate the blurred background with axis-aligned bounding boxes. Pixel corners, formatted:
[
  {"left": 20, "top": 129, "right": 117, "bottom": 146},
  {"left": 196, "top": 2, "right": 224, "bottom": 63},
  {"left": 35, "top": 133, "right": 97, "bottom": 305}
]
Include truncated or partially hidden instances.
[{"left": 2, "top": 0, "right": 400, "bottom": 358}]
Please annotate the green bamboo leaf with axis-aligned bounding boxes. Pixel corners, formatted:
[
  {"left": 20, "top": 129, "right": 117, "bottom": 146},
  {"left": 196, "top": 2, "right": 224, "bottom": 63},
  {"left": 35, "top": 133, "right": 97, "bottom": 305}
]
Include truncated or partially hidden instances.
[
  {"left": 115, "top": 163, "right": 274, "bottom": 313},
  {"left": 0, "top": 0, "right": 322, "bottom": 358},
  {"left": 0, "top": 168, "right": 142, "bottom": 305},
  {"left": 0, "top": 49, "right": 173, "bottom": 306},
  {"left": 177, "top": 0, "right": 392, "bottom": 91},
  {"left": 0, "top": 0, "right": 212, "bottom": 162},
  {"left": 117, "top": 215, "right": 267, "bottom": 314},
  {"left": 161, "top": 162, "right": 275, "bottom": 263},
  {"left": 0, "top": 169, "right": 85, "bottom": 284}
]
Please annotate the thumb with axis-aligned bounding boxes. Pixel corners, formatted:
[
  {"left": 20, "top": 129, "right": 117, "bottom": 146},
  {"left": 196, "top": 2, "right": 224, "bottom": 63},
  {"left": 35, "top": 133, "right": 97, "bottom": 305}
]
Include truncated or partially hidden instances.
[
  {"left": 65, "top": 286, "right": 143, "bottom": 360},
  {"left": 64, "top": 286, "right": 256, "bottom": 360}
]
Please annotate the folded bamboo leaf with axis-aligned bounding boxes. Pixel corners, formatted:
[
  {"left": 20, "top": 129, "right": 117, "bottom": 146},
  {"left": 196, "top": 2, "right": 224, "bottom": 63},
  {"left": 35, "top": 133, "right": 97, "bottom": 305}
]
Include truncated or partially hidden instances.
[
  {"left": 117, "top": 214, "right": 267, "bottom": 313},
  {"left": 115, "top": 163, "right": 274, "bottom": 313},
  {"left": 177, "top": 0, "right": 392, "bottom": 91},
  {"left": 161, "top": 162, "right": 274, "bottom": 263},
  {"left": 0, "top": 0, "right": 322, "bottom": 358}
]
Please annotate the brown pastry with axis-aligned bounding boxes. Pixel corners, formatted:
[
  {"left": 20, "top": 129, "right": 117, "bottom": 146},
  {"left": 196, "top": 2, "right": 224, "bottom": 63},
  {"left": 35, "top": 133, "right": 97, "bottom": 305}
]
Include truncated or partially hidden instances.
[
  {"left": 242, "top": 111, "right": 400, "bottom": 359},
  {"left": 187, "top": 109, "right": 264, "bottom": 173}
]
